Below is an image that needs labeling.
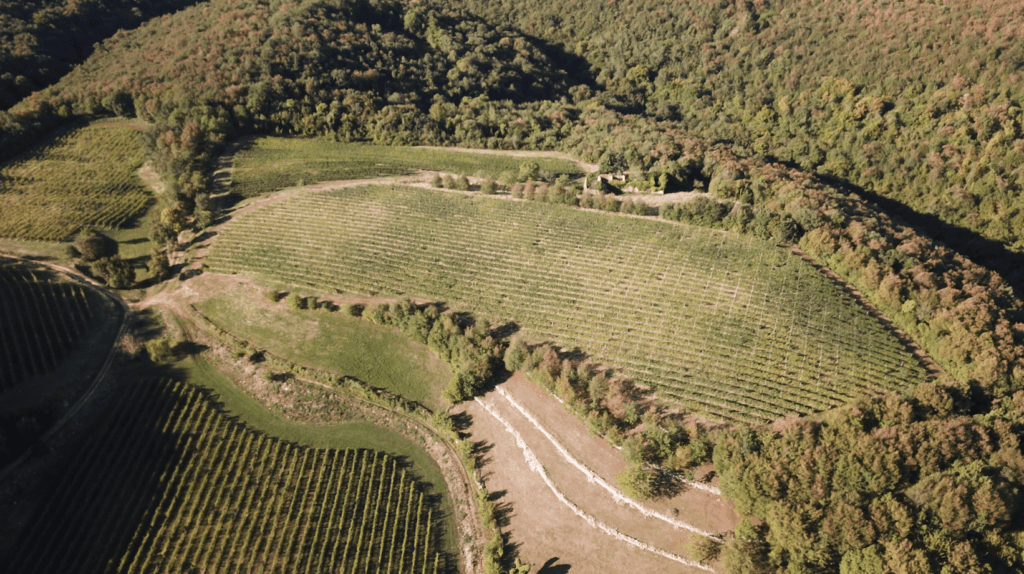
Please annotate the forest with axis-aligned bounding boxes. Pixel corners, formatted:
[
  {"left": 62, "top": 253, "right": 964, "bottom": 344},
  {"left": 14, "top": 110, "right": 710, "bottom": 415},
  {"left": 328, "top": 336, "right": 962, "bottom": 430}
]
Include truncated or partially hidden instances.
[{"left": 3, "top": 0, "right": 1024, "bottom": 572}]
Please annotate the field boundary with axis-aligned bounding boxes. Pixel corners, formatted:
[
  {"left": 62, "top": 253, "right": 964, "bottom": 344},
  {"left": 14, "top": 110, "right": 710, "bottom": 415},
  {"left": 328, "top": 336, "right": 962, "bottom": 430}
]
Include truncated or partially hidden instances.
[{"left": 789, "top": 245, "right": 946, "bottom": 381}]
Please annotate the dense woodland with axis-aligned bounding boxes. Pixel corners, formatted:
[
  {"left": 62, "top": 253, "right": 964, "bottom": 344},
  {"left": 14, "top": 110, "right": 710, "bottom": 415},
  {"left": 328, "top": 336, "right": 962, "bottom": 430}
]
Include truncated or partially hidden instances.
[
  {"left": 0, "top": 0, "right": 206, "bottom": 109},
  {"left": 4, "top": 0, "right": 1024, "bottom": 572}
]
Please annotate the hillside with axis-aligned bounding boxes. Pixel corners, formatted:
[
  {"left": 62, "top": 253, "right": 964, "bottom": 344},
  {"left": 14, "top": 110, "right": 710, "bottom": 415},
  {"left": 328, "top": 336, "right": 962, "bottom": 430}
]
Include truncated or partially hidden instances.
[
  {"left": 0, "top": 120, "right": 150, "bottom": 240},
  {"left": 448, "top": 0, "right": 1024, "bottom": 265},
  {"left": 207, "top": 184, "right": 926, "bottom": 423},
  {"left": 0, "top": 0, "right": 207, "bottom": 109},
  {"left": 2, "top": 0, "right": 1024, "bottom": 573}
]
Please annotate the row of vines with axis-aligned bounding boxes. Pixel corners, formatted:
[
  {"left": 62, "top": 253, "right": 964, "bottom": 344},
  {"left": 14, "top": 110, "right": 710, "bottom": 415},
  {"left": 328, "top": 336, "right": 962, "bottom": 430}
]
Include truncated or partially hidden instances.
[
  {"left": 0, "top": 121, "right": 151, "bottom": 241},
  {"left": 0, "top": 259, "right": 95, "bottom": 389},
  {"left": 229, "top": 137, "right": 582, "bottom": 197},
  {"left": 206, "top": 185, "right": 927, "bottom": 423},
  {"left": 3, "top": 378, "right": 447, "bottom": 574}
]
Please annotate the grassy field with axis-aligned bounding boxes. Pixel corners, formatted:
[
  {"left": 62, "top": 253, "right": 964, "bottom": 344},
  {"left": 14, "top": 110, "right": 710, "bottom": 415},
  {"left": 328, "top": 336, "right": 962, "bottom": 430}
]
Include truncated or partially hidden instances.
[
  {"left": 194, "top": 289, "right": 453, "bottom": 411},
  {"left": 0, "top": 120, "right": 151, "bottom": 241},
  {"left": 207, "top": 185, "right": 928, "bottom": 424},
  {"left": 2, "top": 378, "right": 450, "bottom": 574},
  {"left": 0, "top": 258, "right": 97, "bottom": 390},
  {"left": 230, "top": 137, "right": 585, "bottom": 197}
]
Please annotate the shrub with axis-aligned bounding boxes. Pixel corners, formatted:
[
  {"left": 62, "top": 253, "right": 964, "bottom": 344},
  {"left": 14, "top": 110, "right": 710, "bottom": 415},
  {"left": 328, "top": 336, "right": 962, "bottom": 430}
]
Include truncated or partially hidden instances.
[
  {"left": 441, "top": 174, "right": 455, "bottom": 188},
  {"left": 455, "top": 174, "right": 470, "bottom": 190},
  {"left": 285, "top": 292, "right": 306, "bottom": 310},
  {"left": 430, "top": 173, "right": 443, "bottom": 187},
  {"left": 146, "top": 338, "right": 175, "bottom": 363},
  {"left": 480, "top": 177, "right": 496, "bottom": 194}
]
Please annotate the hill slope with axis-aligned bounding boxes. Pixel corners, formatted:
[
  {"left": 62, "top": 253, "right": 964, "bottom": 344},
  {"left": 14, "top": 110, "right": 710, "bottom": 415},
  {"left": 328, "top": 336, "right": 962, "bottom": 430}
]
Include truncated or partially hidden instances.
[{"left": 207, "top": 184, "right": 927, "bottom": 423}]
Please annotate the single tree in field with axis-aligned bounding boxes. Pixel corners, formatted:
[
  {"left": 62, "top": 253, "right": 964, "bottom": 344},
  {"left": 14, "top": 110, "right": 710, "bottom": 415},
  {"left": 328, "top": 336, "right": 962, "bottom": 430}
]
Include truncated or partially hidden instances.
[
  {"left": 76, "top": 227, "right": 117, "bottom": 262},
  {"left": 455, "top": 174, "right": 470, "bottom": 190},
  {"left": 616, "top": 461, "right": 656, "bottom": 499},
  {"left": 480, "top": 177, "right": 497, "bottom": 194}
]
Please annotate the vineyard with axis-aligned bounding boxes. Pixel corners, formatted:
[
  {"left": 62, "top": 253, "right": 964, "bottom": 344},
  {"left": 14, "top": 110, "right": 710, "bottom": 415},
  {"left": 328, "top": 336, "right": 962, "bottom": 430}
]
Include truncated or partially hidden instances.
[
  {"left": 230, "top": 137, "right": 584, "bottom": 197},
  {"left": 0, "top": 121, "right": 151, "bottom": 241},
  {"left": 207, "top": 185, "right": 928, "bottom": 424},
  {"left": 0, "top": 259, "right": 96, "bottom": 390},
  {"left": 2, "top": 378, "right": 448, "bottom": 574}
]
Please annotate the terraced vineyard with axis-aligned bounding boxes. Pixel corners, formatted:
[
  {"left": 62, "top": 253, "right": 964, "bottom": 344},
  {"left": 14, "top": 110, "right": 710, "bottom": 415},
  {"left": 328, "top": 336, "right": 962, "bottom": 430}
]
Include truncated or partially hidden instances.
[
  {"left": 0, "top": 121, "right": 151, "bottom": 241},
  {"left": 207, "top": 185, "right": 928, "bottom": 423},
  {"left": 231, "top": 137, "right": 584, "bottom": 197},
  {"left": 3, "top": 379, "right": 447, "bottom": 574},
  {"left": 0, "top": 259, "right": 96, "bottom": 389}
]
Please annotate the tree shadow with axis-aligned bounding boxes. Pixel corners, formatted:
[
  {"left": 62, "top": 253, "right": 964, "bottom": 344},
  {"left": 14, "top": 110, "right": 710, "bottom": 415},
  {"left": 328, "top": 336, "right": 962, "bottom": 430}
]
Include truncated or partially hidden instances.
[
  {"left": 450, "top": 411, "right": 473, "bottom": 440},
  {"left": 491, "top": 321, "right": 520, "bottom": 341},
  {"left": 538, "top": 557, "right": 571, "bottom": 573},
  {"left": 488, "top": 489, "right": 515, "bottom": 528},
  {"left": 172, "top": 340, "right": 208, "bottom": 357},
  {"left": 473, "top": 439, "right": 495, "bottom": 468}
]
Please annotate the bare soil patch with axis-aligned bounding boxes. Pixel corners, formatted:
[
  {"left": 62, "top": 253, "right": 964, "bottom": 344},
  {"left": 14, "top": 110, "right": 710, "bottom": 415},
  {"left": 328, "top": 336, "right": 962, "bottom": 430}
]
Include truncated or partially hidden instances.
[
  {"left": 501, "top": 373, "right": 738, "bottom": 535},
  {"left": 460, "top": 396, "right": 702, "bottom": 574}
]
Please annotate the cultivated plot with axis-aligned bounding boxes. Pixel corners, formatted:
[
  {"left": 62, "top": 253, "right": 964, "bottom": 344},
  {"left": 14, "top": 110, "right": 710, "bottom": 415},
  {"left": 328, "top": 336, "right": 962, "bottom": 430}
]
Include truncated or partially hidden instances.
[
  {"left": 0, "top": 121, "right": 151, "bottom": 240},
  {"left": 3, "top": 379, "right": 448, "bottom": 574},
  {"left": 0, "top": 259, "right": 96, "bottom": 390},
  {"left": 207, "top": 185, "right": 927, "bottom": 423},
  {"left": 230, "top": 137, "right": 584, "bottom": 197}
]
